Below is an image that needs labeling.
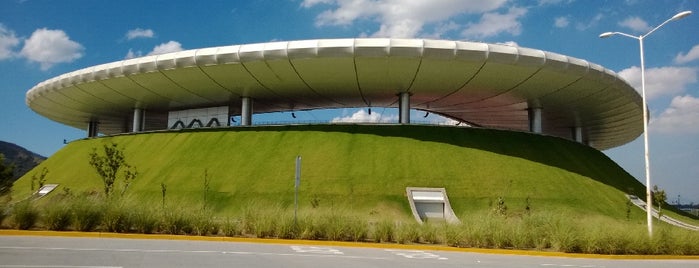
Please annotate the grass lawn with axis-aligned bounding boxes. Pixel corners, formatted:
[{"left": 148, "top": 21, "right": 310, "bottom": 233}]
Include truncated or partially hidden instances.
[{"left": 11, "top": 124, "right": 696, "bottom": 224}]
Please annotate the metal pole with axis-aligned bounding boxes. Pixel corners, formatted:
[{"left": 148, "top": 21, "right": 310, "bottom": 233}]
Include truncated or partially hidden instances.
[
  {"left": 639, "top": 36, "right": 653, "bottom": 237},
  {"left": 599, "top": 10, "right": 692, "bottom": 238},
  {"left": 294, "top": 155, "right": 301, "bottom": 226}
]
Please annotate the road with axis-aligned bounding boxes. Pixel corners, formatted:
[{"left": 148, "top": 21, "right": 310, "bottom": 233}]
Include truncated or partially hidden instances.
[{"left": 0, "top": 235, "right": 697, "bottom": 268}]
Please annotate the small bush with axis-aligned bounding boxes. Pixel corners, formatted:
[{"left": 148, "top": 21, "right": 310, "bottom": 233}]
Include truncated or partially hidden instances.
[
  {"left": 394, "top": 221, "right": 420, "bottom": 244},
  {"left": 419, "top": 222, "right": 442, "bottom": 244},
  {"left": 372, "top": 219, "right": 394, "bottom": 243},
  {"left": 161, "top": 209, "right": 194, "bottom": 235},
  {"left": 43, "top": 203, "right": 72, "bottom": 231},
  {"left": 444, "top": 223, "right": 464, "bottom": 247},
  {"left": 130, "top": 207, "right": 159, "bottom": 234},
  {"left": 192, "top": 211, "right": 219, "bottom": 236},
  {"left": 103, "top": 204, "right": 132, "bottom": 233},
  {"left": 275, "top": 214, "right": 298, "bottom": 239},
  {"left": 11, "top": 200, "right": 39, "bottom": 230},
  {"left": 241, "top": 204, "right": 282, "bottom": 238},
  {"left": 547, "top": 217, "right": 580, "bottom": 253},
  {"left": 221, "top": 217, "right": 243, "bottom": 237},
  {"left": 345, "top": 216, "right": 369, "bottom": 242},
  {"left": 0, "top": 201, "right": 9, "bottom": 227},
  {"left": 72, "top": 198, "right": 104, "bottom": 232}
]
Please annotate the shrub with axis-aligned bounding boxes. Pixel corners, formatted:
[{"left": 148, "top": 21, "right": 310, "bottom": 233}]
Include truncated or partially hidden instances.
[
  {"left": 444, "top": 223, "right": 465, "bottom": 247},
  {"left": 322, "top": 213, "right": 348, "bottom": 241},
  {"left": 72, "top": 198, "right": 104, "bottom": 232},
  {"left": 372, "top": 219, "right": 394, "bottom": 243},
  {"left": 11, "top": 200, "right": 39, "bottom": 230},
  {"left": 161, "top": 209, "right": 194, "bottom": 235},
  {"left": 345, "top": 216, "right": 369, "bottom": 242},
  {"left": 419, "top": 222, "right": 442, "bottom": 244},
  {"left": 130, "top": 207, "right": 159, "bottom": 234},
  {"left": 221, "top": 217, "right": 243, "bottom": 237},
  {"left": 298, "top": 215, "right": 323, "bottom": 240},
  {"left": 394, "top": 221, "right": 420, "bottom": 244},
  {"left": 43, "top": 203, "right": 72, "bottom": 231},
  {"left": 0, "top": 201, "right": 8, "bottom": 227},
  {"left": 241, "top": 204, "right": 282, "bottom": 238},
  {"left": 192, "top": 210, "right": 219, "bottom": 236},
  {"left": 102, "top": 204, "right": 132, "bottom": 233},
  {"left": 546, "top": 216, "right": 580, "bottom": 253},
  {"left": 275, "top": 214, "right": 298, "bottom": 239}
]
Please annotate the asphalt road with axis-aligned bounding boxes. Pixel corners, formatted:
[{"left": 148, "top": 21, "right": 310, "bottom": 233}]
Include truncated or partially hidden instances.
[{"left": 0, "top": 235, "right": 697, "bottom": 268}]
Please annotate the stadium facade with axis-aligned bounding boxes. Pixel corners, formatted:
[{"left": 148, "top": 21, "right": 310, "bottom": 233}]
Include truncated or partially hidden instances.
[{"left": 25, "top": 38, "right": 643, "bottom": 150}]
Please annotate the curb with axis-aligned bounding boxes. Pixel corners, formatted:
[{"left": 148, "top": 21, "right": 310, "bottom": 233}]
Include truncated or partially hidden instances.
[{"left": 1, "top": 229, "right": 698, "bottom": 260}]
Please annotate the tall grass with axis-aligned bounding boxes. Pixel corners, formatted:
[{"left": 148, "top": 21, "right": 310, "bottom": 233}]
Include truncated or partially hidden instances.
[
  {"left": 43, "top": 203, "right": 72, "bottom": 231},
  {"left": 10, "top": 200, "right": 39, "bottom": 230},
  {"left": 5, "top": 195, "right": 699, "bottom": 255},
  {"left": 71, "top": 196, "right": 104, "bottom": 232}
]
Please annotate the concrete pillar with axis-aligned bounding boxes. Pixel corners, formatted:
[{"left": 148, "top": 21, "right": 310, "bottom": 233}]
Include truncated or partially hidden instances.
[
  {"left": 528, "top": 107, "right": 542, "bottom": 134},
  {"left": 87, "top": 120, "right": 99, "bottom": 137},
  {"left": 398, "top": 92, "right": 411, "bottom": 124},
  {"left": 572, "top": 126, "right": 583, "bottom": 143},
  {"left": 132, "top": 108, "right": 144, "bottom": 132},
  {"left": 241, "top": 97, "right": 252, "bottom": 126}
]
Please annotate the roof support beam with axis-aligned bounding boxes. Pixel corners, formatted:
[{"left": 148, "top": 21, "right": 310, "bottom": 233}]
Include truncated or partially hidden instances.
[
  {"left": 528, "top": 107, "right": 542, "bottom": 134},
  {"left": 241, "top": 97, "right": 253, "bottom": 126},
  {"left": 132, "top": 108, "right": 144, "bottom": 132},
  {"left": 87, "top": 120, "right": 99, "bottom": 137},
  {"left": 399, "top": 92, "right": 411, "bottom": 124},
  {"left": 572, "top": 126, "right": 583, "bottom": 143}
]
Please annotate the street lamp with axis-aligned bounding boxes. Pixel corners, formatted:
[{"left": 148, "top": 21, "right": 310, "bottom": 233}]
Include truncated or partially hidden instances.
[{"left": 600, "top": 10, "right": 692, "bottom": 237}]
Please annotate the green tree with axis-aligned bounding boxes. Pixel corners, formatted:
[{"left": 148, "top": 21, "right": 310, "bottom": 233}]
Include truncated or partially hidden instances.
[
  {"left": 89, "top": 142, "right": 136, "bottom": 196},
  {"left": 30, "top": 167, "right": 49, "bottom": 192},
  {"left": 652, "top": 185, "right": 667, "bottom": 219},
  {"left": 0, "top": 153, "right": 15, "bottom": 196}
]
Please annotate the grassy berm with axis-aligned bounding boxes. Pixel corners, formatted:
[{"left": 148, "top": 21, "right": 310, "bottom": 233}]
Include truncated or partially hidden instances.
[{"left": 5, "top": 124, "right": 699, "bottom": 254}]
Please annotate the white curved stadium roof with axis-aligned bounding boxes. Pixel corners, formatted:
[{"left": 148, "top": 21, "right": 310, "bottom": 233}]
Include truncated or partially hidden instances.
[{"left": 26, "top": 38, "right": 643, "bottom": 150}]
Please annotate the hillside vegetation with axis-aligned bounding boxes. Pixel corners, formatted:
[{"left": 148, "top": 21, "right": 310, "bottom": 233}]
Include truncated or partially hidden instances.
[
  {"left": 0, "top": 141, "right": 45, "bottom": 179},
  {"left": 11, "top": 125, "right": 655, "bottom": 220}
]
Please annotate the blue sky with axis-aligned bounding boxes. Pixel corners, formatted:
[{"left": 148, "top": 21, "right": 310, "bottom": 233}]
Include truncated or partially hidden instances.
[{"left": 1, "top": 0, "right": 698, "bottom": 203}]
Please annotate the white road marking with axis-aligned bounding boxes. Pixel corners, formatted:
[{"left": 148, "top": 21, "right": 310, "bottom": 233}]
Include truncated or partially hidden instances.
[
  {"left": 384, "top": 249, "right": 448, "bottom": 260},
  {"left": 0, "top": 264, "right": 123, "bottom": 268},
  {"left": 0, "top": 246, "right": 383, "bottom": 260},
  {"left": 541, "top": 264, "right": 605, "bottom": 268},
  {"left": 290, "top": 246, "right": 344, "bottom": 255}
]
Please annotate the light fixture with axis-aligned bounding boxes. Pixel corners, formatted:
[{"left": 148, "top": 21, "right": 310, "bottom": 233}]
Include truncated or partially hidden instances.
[{"left": 599, "top": 10, "right": 691, "bottom": 237}]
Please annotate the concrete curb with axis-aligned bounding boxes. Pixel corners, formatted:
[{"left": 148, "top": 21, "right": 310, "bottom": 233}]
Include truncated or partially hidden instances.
[{"left": 1, "top": 229, "right": 698, "bottom": 260}]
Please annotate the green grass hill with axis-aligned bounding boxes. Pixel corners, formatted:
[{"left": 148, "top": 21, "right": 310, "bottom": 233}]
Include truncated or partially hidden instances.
[{"left": 9, "top": 124, "right": 677, "bottom": 222}]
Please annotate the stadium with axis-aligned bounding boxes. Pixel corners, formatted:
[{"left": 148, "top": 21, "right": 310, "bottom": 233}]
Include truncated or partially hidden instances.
[
  {"left": 26, "top": 38, "right": 642, "bottom": 150},
  {"left": 18, "top": 38, "right": 658, "bottom": 226}
]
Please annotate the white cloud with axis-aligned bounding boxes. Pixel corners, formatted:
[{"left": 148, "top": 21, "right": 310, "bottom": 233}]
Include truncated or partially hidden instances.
[
  {"left": 125, "top": 28, "right": 154, "bottom": 40},
  {"left": 675, "top": 44, "right": 699, "bottom": 64},
  {"left": 147, "top": 41, "right": 183, "bottom": 56},
  {"left": 538, "top": 0, "right": 574, "bottom": 5},
  {"left": 461, "top": 7, "right": 527, "bottom": 39},
  {"left": 498, "top": 41, "right": 519, "bottom": 47},
  {"left": 125, "top": 48, "right": 143, "bottom": 59},
  {"left": 651, "top": 95, "right": 699, "bottom": 134},
  {"left": 554, "top": 16, "right": 569, "bottom": 28},
  {"left": 20, "top": 28, "right": 83, "bottom": 70},
  {"left": 0, "top": 24, "right": 20, "bottom": 60},
  {"left": 331, "top": 109, "right": 398, "bottom": 123},
  {"left": 618, "top": 16, "right": 651, "bottom": 33},
  {"left": 617, "top": 66, "right": 697, "bottom": 100},
  {"left": 302, "top": 0, "right": 507, "bottom": 38},
  {"left": 575, "top": 13, "right": 603, "bottom": 31}
]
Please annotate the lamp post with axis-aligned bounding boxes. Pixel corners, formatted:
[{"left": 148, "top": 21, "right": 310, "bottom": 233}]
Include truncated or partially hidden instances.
[{"left": 599, "top": 10, "right": 692, "bottom": 237}]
